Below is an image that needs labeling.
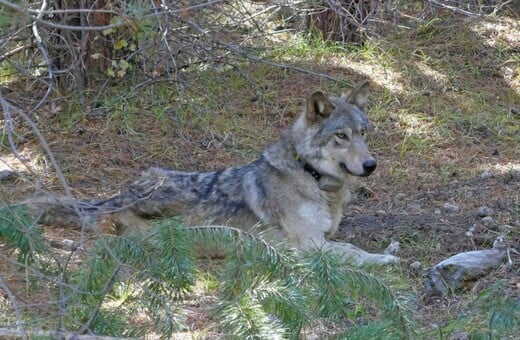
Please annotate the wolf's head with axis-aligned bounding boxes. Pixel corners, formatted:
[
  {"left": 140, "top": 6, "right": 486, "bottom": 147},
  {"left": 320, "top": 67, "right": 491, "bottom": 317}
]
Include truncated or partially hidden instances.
[{"left": 293, "top": 81, "right": 377, "bottom": 190}]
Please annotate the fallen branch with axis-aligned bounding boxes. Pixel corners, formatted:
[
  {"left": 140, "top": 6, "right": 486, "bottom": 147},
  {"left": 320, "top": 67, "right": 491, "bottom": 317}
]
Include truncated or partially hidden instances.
[
  {"left": 429, "top": 0, "right": 481, "bottom": 17},
  {"left": 0, "top": 328, "right": 137, "bottom": 339},
  {"left": 0, "top": 0, "right": 224, "bottom": 31},
  {"left": 0, "top": 44, "right": 34, "bottom": 63},
  {"left": 181, "top": 18, "right": 353, "bottom": 86}
]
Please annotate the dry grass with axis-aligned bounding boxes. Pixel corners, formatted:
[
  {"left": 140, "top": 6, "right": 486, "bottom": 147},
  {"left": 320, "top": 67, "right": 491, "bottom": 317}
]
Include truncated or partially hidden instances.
[{"left": 1, "top": 5, "right": 519, "bottom": 338}]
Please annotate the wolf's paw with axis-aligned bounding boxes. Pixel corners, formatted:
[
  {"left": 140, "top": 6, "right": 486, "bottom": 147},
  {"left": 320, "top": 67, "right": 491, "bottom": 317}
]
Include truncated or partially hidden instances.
[
  {"left": 377, "top": 254, "right": 401, "bottom": 265},
  {"left": 361, "top": 253, "right": 401, "bottom": 266}
]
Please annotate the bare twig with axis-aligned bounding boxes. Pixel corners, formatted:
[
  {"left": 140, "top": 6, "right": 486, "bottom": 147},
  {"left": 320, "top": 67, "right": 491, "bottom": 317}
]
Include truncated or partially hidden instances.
[
  {"left": 428, "top": 0, "right": 481, "bottom": 17},
  {"left": 0, "top": 92, "right": 90, "bottom": 237},
  {"left": 0, "top": 92, "right": 26, "bottom": 162},
  {"left": 0, "top": 251, "right": 85, "bottom": 293},
  {"left": 0, "top": 328, "right": 137, "bottom": 340},
  {"left": 0, "top": 0, "right": 224, "bottom": 31},
  {"left": 30, "top": 0, "right": 52, "bottom": 113},
  {"left": 0, "top": 44, "right": 34, "bottom": 63},
  {"left": 234, "top": 45, "right": 352, "bottom": 85},
  {"left": 0, "top": 276, "right": 27, "bottom": 340},
  {"left": 181, "top": 18, "right": 353, "bottom": 86},
  {"left": 492, "top": 0, "right": 514, "bottom": 15}
]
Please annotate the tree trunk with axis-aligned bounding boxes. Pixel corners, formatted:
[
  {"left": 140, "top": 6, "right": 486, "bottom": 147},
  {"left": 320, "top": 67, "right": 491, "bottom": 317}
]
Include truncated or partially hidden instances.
[
  {"left": 51, "top": 0, "right": 128, "bottom": 89},
  {"left": 306, "top": 0, "right": 376, "bottom": 43}
]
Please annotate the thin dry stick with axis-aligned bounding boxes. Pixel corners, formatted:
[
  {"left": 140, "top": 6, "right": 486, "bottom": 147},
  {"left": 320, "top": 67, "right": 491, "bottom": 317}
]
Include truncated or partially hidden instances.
[
  {"left": 30, "top": 0, "right": 53, "bottom": 113},
  {"left": 429, "top": 0, "right": 481, "bottom": 17},
  {"left": 180, "top": 18, "right": 353, "bottom": 86},
  {"left": 0, "top": 327, "right": 137, "bottom": 340},
  {"left": 0, "top": 251, "right": 89, "bottom": 294},
  {"left": 0, "top": 91, "right": 91, "bottom": 235},
  {"left": 1, "top": 0, "right": 94, "bottom": 249},
  {"left": 0, "top": 0, "right": 224, "bottom": 31},
  {"left": 0, "top": 276, "right": 27, "bottom": 340},
  {"left": 0, "top": 44, "right": 34, "bottom": 63}
]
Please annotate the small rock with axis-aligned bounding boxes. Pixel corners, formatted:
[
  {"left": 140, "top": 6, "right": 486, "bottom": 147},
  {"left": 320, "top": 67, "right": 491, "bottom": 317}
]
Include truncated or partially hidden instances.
[
  {"left": 476, "top": 206, "right": 494, "bottom": 217},
  {"left": 407, "top": 203, "right": 423, "bottom": 212},
  {"left": 465, "top": 231, "right": 473, "bottom": 237},
  {"left": 376, "top": 210, "right": 387, "bottom": 216},
  {"left": 384, "top": 241, "right": 400, "bottom": 255},
  {"left": 49, "top": 239, "right": 78, "bottom": 251},
  {"left": 434, "top": 209, "right": 441, "bottom": 215},
  {"left": 498, "top": 224, "right": 513, "bottom": 232},
  {"left": 410, "top": 261, "right": 422, "bottom": 270},
  {"left": 480, "top": 171, "right": 492, "bottom": 179},
  {"left": 450, "top": 330, "right": 470, "bottom": 340},
  {"left": 481, "top": 216, "right": 494, "bottom": 224},
  {"left": 0, "top": 170, "right": 17, "bottom": 181},
  {"left": 442, "top": 202, "right": 459, "bottom": 213},
  {"left": 423, "top": 90, "right": 433, "bottom": 97}
]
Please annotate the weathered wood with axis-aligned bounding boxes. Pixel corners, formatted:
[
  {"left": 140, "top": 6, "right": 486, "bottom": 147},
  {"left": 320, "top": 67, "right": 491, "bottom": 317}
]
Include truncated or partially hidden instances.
[
  {"left": 0, "top": 327, "right": 137, "bottom": 340},
  {"left": 423, "top": 237, "right": 509, "bottom": 295}
]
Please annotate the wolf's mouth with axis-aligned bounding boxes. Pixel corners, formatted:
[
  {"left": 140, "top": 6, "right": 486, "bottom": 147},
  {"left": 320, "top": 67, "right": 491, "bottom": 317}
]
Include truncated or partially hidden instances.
[
  {"left": 340, "top": 162, "right": 354, "bottom": 175},
  {"left": 340, "top": 162, "right": 373, "bottom": 177}
]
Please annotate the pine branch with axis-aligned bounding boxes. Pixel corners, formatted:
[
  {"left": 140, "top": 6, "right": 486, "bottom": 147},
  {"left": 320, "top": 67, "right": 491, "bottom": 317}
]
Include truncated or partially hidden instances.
[
  {"left": 342, "top": 267, "right": 414, "bottom": 336},
  {"left": 457, "top": 280, "right": 520, "bottom": 338},
  {"left": 188, "top": 225, "right": 307, "bottom": 336},
  {"left": 304, "top": 248, "right": 354, "bottom": 318},
  {"left": 251, "top": 277, "right": 307, "bottom": 335},
  {"left": 344, "top": 320, "right": 400, "bottom": 340},
  {"left": 78, "top": 264, "right": 122, "bottom": 334},
  {"left": 138, "top": 281, "right": 186, "bottom": 337},
  {"left": 216, "top": 293, "right": 287, "bottom": 339},
  {"left": 70, "top": 224, "right": 197, "bottom": 337},
  {"left": 0, "top": 205, "right": 49, "bottom": 264},
  {"left": 304, "top": 249, "right": 414, "bottom": 337},
  {"left": 153, "top": 219, "right": 197, "bottom": 291}
]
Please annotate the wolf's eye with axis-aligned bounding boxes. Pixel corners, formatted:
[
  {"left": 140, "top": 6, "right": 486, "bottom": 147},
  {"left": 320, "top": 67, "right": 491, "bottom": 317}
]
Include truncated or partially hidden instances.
[{"left": 336, "top": 133, "right": 349, "bottom": 140}]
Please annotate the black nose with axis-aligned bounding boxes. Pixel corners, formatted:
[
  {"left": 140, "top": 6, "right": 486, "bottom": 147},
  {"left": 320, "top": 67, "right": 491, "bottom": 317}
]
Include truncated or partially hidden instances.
[{"left": 362, "top": 159, "right": 377, "bottom": 174}]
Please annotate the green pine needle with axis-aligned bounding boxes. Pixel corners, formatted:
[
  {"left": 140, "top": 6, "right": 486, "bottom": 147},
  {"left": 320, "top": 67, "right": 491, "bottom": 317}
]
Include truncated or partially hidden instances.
[{"left": 0, "top": 205, "right": 49, "bottom": 264}]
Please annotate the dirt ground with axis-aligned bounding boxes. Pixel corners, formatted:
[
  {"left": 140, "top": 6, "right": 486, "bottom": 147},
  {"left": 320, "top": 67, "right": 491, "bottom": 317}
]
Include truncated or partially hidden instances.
[
  {"left": 1, "top": 106, "right": 518, "bottom": 335},
  {"left": 341, "top": 169, "right": 520, "bottom": 260},
  {"left": 336, "top": 162, "right": 520, "bottom": 331},
  {"left": 1, "top": 4, "right": 519, "bottom": 337}
]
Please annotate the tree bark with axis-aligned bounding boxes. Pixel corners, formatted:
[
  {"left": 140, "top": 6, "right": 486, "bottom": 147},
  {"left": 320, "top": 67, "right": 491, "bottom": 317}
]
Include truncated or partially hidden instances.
[{"left": 306, "top": 0, "right": 376, "bottom": 43}]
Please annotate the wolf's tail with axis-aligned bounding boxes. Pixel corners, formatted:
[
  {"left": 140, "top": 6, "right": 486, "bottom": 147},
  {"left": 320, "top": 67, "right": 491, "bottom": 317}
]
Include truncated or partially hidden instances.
[
  {"left": 28, "top": 195, "right": 124, "bottom": 229},
  {"left": 26, "top": 167, "right": 171, "bottom": 229}
]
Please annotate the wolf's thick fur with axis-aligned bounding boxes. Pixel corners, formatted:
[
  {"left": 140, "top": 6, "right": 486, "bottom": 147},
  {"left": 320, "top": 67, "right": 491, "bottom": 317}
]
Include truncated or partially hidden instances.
[{"left": 38, "top": 81, "right": 398, "bottom": 265}]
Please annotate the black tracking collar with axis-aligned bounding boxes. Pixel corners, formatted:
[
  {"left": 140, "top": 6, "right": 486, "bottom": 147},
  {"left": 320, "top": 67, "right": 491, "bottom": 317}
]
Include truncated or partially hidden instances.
[{"left": 297, "top": 157, "right": 321, "bottom": 181}]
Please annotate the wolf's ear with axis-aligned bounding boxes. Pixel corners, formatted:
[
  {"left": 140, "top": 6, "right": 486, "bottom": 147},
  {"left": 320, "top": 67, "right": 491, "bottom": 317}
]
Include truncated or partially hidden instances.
[
  {"left": 345, "top": 80, "right": 369, "bottom": 109},
  {"left": 306, "top": 90, "right": 335, "bottom": 123}
]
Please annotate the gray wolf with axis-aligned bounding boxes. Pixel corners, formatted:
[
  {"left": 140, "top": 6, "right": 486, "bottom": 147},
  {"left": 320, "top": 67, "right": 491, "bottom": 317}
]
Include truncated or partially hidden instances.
[{"left": 37, "top": 81, "right": 399, "bottom": 265}]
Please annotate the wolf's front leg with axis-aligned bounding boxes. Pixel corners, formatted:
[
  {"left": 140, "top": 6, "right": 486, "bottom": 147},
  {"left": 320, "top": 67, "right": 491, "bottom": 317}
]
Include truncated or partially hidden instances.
[
  {"left": 298, "top": 234, "right": 400, "bottom": 266},
  {"left": 323, "top": 240, "right": 400, "bottom": 266},
  {"left": 281, "top": 208, "right": 399, "bottom": 265}
]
